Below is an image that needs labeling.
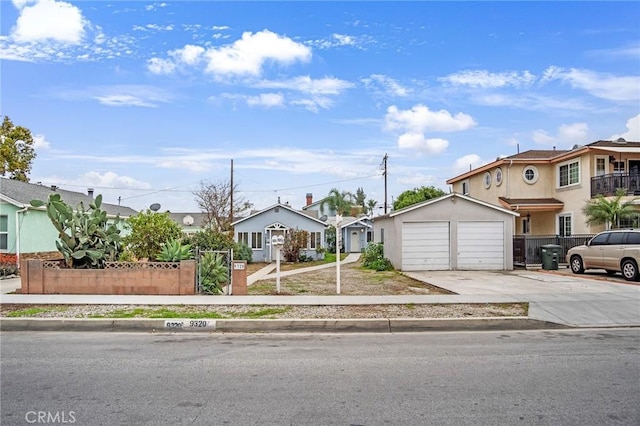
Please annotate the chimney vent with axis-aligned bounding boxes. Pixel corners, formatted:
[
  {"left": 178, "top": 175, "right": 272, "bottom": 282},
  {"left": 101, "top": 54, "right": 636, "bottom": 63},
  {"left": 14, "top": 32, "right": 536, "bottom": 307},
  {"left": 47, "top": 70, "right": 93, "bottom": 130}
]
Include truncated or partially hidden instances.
[
  {"left": 87, "top": 188, "right": 94, "bottom": 197},
  {"left": 306, "top": 193, "right": 313, "bottom": 206}
]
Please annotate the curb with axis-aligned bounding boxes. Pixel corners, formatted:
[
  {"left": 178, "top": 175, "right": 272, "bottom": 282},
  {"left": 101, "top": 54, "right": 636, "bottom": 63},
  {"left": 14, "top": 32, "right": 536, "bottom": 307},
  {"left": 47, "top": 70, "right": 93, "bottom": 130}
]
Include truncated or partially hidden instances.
[{"left": 0, "top": 316, "right": 569, "bottom": 333}]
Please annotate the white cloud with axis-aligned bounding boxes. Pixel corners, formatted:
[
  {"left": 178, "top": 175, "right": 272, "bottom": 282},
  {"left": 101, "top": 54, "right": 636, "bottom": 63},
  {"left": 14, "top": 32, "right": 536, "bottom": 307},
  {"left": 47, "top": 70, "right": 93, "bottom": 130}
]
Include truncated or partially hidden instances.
[
  {"left": 146, "top": 57, "right": 176, "bottom": 74},
  {"left": 170, "top": 44, "right": 204, "bottom": 65},
  {"left": 80, "top": 171, "right": 152, "bottom": 189},
  {"left": 204, "top": 29, "right": 312, "bottom": 76},
  {"left": 532, "top": 122, "right": 589, "bottom": 147},
  {"left": 246, "top": 93, "right": 285, "bottom": 108},
  {"left": 12, "top": 0, "right": 87, "bottom": 44},
  {"left": 54, "top": 84, "right": 172, "bottom": 107},
  {"left": 397, "top": 134, "right": 448, "bottom": 154},
  {"left": 385, "top": 104, "right": 476, "bottom": 133},
  {"left": 290, "top": 97, "right": 334, "bottom": 113},
  {"left": 254, "top": 76, "right": 353, "bottom": 95},
  {"left": 156, "top": 160, "right": 210, "bottom": 173},
  {"left": 397, "top": 173, "right": 440, "bottom": 187},
  {"left": 439, "top": 70, "right": 536, "bottom": 88},
  {"left": 332, "top": 34, "right": 356, "bottom": 46},
  {"left": 33, "top": 134, "right": 50, "bottom": 149},
  {"left": 541, "top": 66, "right": 640, "bottom": 101},
  {"left": 453, "top": 154, "right": 484, "bottom": 175},
  {"left": 611, "top": 114, "right": 640, "bottom": 141},
  {"left": 361, "top": 74, "right": 411, "bottom": 97}
]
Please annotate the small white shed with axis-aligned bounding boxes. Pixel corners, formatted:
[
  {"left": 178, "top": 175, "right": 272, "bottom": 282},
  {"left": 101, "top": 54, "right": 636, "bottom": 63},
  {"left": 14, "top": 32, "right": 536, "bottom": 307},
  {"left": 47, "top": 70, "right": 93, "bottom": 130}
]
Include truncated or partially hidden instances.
[{"left": 373, "top": 193, "right": 519, "bottom": 271}]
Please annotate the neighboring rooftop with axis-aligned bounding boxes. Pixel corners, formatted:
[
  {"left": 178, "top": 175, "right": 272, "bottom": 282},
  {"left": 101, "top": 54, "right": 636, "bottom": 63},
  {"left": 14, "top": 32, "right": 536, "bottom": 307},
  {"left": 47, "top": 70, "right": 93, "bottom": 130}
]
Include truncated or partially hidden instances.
[{"left": 0, "top": 178, "right": 138, "bottom": 217}]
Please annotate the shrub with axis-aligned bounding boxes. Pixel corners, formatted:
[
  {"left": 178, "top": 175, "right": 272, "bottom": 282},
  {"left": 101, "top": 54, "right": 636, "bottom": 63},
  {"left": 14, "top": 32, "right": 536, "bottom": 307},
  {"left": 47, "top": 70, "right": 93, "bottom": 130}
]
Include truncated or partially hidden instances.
[
  {"left": 122, "top": 211, "right": 182, "bottom": 261},
  {"left": 0, "top": 254, "right": 18, "bottom": 277},
  {"left": 183, "top": 230, "right": 234, "bottom": 252},
  {"left": 282, "top": 229, "right": 309, "bottom": 262},
  {"left": 361, "top": 242, "right": 393, "bottom": 271},
  {"left": 233, "top": 242, "right": 253, "bottom": 263}
]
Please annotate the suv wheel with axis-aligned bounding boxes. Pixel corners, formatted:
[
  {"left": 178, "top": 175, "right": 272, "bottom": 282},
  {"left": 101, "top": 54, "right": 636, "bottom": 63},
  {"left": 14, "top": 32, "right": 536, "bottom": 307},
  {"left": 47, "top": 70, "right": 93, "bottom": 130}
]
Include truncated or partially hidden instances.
[
  {"left": 570, "top": 255, "right": 585, "bottom": 274},
  {"left": 621, "top": 259, "right": 639, "bottom": 281}
]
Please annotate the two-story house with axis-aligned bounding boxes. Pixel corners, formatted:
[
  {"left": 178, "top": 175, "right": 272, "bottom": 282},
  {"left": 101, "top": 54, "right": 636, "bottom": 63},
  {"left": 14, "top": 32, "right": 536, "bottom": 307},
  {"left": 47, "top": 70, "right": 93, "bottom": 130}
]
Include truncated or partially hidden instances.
[{"left": 446, "top": 139, "right": 640, "bottom": 237}]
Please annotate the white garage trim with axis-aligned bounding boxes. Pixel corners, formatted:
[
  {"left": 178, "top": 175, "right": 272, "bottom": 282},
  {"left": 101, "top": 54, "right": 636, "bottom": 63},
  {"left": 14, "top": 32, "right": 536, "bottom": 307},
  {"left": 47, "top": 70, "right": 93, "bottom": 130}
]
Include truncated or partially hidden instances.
[
  {"left": 457, "top": 221, "right": 504, "bottom": 270},
  {"left": 402, "top": 221, "right": 450, "bottom": 271}
]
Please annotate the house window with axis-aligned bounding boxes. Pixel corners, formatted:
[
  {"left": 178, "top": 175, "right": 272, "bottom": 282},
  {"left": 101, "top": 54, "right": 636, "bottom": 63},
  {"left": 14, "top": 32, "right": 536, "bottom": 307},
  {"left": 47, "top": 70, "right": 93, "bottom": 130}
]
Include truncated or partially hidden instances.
[
  {"left": 238, "top": 232, "right": 263, "bottom": 249},
  {"left": 522, "top": 166, "right": 538, "bottom": 184},
  {"left": 366, "top": 230, "right": 373, "bottom": 242},
  {"left": 614, "top": 161, "right": 625, "bottom": 175},
  {"left": 619, "top": 214, "right": 640, "bottom": 229},
  {"left": 522, "top": 217, "right": 530, "bottom": 234},
  {"left": 0, "top": 215, "right": 7, "bottom": 251},
  {"left": 461, "top": 180, "right": 470, "bottom": 195},
  {"left": 558, "top": 160, "right": 580, "bottom": 187},
  {"left": 495, "top": 168, "right": 503, "bottom": 186},
  {"left": 308, "top": 231, "right": 321, "bottom": 249},
  {"left": 380, "top": 228, "right": 385, "bottom": 244},
  {"left": 558, "top": 214, "right": 572, "bottom": 237},
  {"left": 483, "top": 172, "right": 492, "bottom": 189},
  {"left": 595, "top": 157, "right": 606, "bottom": 176}
]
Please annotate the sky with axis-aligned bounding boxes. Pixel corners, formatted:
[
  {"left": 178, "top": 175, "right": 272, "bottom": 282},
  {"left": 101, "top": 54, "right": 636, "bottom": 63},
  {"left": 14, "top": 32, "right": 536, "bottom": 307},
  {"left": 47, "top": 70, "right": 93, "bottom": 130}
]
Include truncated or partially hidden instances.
[{"left": 1, "top": 0, "right": 639, "bottom": 214}]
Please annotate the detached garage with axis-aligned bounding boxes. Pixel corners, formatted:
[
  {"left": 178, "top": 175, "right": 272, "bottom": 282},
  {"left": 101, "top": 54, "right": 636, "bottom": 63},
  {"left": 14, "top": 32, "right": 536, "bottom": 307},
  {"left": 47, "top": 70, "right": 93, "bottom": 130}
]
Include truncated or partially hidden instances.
[{"left": 373, "top": 193, "right": 518, "bottom": 271}]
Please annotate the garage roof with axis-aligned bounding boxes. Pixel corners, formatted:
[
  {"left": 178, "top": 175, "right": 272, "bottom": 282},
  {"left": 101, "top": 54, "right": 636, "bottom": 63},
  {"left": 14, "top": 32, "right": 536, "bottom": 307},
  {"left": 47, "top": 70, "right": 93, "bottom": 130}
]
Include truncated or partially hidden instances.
[{"left": 385, "top": 193, "right": 520, "bottom": 218}]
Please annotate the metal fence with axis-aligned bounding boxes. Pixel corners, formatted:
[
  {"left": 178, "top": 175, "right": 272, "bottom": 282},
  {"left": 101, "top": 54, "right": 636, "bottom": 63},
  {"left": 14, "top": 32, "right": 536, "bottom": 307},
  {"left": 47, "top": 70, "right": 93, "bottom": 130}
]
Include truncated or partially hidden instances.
[
  {"left": 195, "top": 248, "right": 233, "bottom": 295},
  {"left": 513, "top": 234, "right": 595, "bottom": 267}
]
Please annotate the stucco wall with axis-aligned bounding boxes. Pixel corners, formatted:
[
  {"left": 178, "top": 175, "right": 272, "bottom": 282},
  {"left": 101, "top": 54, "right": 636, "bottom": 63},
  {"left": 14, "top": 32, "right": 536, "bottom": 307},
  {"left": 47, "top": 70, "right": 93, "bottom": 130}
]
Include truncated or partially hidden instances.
[{"left": 373, "top": 196, "right": 516, "bottom": 270}]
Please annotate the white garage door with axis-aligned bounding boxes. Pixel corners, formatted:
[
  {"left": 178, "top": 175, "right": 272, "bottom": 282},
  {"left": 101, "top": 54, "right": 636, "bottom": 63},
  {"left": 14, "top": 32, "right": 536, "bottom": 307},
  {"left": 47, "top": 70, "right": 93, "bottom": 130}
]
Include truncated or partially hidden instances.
[
  {"left": 402, "top": 222, "right": 450, "bottom": 271},
  {"left": 457, "top": 221, "right": 504, "bottom": 270}
]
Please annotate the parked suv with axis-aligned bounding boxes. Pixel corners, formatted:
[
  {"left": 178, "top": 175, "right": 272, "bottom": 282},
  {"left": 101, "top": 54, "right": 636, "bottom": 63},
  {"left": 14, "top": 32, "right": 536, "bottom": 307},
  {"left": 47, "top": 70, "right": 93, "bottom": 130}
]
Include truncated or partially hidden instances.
[{"left": 567, "top": 229, "right": 640, "bottom": 281}]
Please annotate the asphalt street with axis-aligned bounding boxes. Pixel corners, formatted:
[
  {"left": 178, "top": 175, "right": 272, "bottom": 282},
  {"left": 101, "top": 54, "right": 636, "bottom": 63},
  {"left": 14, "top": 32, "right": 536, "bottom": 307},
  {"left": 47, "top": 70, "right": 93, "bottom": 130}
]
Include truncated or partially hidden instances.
[{"left": 1, "top": 329, "right": 639, "bottom": 425}]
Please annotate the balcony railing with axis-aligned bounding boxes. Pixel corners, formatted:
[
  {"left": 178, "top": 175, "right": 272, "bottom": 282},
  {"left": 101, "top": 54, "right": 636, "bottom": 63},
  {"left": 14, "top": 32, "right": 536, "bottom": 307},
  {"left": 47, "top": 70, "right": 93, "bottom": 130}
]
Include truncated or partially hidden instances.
[{"left": 590, "top": 173, "right": 640, "bottom": 197}]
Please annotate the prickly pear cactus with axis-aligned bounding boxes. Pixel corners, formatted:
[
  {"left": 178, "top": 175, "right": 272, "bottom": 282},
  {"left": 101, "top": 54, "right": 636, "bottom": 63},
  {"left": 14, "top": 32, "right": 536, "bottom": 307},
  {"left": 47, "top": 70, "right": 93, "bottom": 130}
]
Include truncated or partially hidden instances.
[{"left": 30, "top": 193, "right": 122, "bottom": 268}]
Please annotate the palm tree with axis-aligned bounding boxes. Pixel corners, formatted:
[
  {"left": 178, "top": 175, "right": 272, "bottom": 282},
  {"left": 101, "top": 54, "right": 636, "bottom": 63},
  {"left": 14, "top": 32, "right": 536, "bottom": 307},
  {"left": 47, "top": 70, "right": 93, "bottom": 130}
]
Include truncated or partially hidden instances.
[
  {"left": 320, "top": 188, "right": 354, "bottom": 216},
  {"left": 582, "top": 189, "right": 638, "bottom": 230},
  {"left": 366, "top": 199, "right": 378, "bottom": 216}
]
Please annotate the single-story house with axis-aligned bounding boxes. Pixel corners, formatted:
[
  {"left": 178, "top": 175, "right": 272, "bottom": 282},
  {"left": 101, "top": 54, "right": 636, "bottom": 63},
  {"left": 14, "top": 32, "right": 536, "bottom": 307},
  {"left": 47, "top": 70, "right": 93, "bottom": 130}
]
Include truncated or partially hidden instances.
[
  {"left": 373, "top": 192, "right": 518, "bottom": 271},
  {"left": 0, "top": 178, "right": 137, "bottom": 263},
  {"left": 231, "top": 201, "right": 327, "bottom": 263},
  {"left": 326, "top": 216, "right": 373, "bottom": 253}
]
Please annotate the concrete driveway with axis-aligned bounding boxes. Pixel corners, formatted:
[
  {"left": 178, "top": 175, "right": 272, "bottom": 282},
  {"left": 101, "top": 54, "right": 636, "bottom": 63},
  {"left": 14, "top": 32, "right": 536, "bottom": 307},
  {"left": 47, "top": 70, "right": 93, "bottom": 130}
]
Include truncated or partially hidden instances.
[
  {"left": 404, "top": 269, "right": 640, "bottom": 328},
  {"left": 403, "top": 269, "right": 639, "bottom": 295}
]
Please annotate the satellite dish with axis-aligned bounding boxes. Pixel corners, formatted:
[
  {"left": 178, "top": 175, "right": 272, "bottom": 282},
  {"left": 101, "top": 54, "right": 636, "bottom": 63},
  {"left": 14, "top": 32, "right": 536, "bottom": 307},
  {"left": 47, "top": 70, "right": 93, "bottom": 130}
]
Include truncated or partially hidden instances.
[
  {"left": 319, "top": 215, "right": 328, "bottom": 222},
  {"left": 183, "top": 215, "right": 194, "bottom": 226},
  {"left": 149, "top": 203, "right": 161, "bottom": 212}
]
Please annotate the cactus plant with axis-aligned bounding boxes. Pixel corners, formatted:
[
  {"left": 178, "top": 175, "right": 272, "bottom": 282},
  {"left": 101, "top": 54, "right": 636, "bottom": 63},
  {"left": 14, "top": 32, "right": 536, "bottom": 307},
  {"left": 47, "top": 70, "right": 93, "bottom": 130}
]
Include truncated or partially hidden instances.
[{"left": 30, "top": 193, "right": 122, "bottom": 268}]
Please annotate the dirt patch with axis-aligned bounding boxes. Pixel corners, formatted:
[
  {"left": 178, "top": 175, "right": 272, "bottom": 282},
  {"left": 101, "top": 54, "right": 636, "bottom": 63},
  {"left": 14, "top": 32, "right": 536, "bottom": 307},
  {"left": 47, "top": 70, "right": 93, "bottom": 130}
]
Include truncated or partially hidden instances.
[
  {"left": 0, "top": 303, "right": 528, "bottom": 319},
  {"left": 248, "top": 261, "right": 451, "bottom": 295}
]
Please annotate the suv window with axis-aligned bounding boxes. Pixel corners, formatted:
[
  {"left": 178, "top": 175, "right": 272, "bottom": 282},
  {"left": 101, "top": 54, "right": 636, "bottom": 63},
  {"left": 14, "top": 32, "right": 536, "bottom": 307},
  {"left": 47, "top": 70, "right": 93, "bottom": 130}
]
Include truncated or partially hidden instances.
[
  {"left": 626, "top": 232, "right": 640, "bottom": 244},
  {"left": 590, "top": 233, "right": 609, "bottom": 246},
  {"left": 607, "top": 232, "right": 625, "bottom": 245}
]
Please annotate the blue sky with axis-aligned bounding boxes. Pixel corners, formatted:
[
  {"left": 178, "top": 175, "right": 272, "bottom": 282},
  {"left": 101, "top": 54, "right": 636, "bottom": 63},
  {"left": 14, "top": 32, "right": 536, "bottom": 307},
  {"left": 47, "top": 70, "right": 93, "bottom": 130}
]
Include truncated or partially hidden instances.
[{"left": 1, "top": 1, "right": 639, "bottom": 214}]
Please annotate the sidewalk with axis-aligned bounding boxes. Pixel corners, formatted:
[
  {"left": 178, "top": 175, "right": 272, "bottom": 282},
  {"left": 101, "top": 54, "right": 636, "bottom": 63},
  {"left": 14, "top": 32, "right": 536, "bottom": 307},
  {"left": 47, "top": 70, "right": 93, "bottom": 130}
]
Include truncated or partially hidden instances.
[{"left": 2, "top": 256, "right": 639, "bottom": 331}]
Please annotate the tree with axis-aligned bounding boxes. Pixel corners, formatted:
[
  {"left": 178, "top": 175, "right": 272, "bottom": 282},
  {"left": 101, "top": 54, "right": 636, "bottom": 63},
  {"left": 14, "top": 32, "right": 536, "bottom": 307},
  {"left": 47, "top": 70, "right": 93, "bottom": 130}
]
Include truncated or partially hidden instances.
[
  {"left": 193, "top": 179, "right": 252, "bottom": 232},
  {"left": 582, "top": 189, "right": 637, "bottom": 230},
  {"left": 355, "top": 187, "right": 367, "bottom": 212},
  {"left": 122, "top": 210, "right": 183, "bottom": 261},
  {"left": 0, "top": 116, "right": 36, "bottom": 182},
  {"left": 394, "top": 186, "right": 446, "bottom": 210},
  {"left": 366, "top": 199, "right": 378, "bottom": 216},
  {"left": 282, "top": 229, "right": 309, "bottom": 262},
  {"left": 320, "top": 188, "right": 354, "bottom": 216}
]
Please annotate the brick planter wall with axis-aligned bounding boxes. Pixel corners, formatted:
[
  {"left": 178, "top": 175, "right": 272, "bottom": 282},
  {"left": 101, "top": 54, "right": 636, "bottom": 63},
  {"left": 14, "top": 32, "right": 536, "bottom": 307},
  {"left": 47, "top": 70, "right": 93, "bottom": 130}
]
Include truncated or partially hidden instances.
[{"left": 20, "top": 260, "right": 196, "bottom": 295}]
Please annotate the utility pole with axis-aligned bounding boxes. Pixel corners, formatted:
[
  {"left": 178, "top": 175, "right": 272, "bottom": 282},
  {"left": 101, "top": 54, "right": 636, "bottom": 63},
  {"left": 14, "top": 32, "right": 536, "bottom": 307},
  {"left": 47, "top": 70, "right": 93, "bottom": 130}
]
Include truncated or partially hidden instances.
[
  {"left": 230, "top": 159, "right": 234, "bottom": 224},
  {"left": 381, "top": 153, "right": 388, "bottom": 214}
]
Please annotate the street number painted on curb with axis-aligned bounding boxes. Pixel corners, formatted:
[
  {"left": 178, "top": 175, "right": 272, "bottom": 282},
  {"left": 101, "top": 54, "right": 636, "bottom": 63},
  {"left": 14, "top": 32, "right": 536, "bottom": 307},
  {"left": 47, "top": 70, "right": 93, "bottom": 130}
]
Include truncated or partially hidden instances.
[{"left": 164, "top": 320, "right": 216, "bottom": 330}]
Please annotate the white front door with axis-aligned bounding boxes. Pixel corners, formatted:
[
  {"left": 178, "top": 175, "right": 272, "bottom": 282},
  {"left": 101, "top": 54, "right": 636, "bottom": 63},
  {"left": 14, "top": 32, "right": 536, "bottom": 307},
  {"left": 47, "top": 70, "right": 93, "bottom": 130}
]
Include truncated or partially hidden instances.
[{"left": 350, "top": 231, "right": 360, "bottom": 253}]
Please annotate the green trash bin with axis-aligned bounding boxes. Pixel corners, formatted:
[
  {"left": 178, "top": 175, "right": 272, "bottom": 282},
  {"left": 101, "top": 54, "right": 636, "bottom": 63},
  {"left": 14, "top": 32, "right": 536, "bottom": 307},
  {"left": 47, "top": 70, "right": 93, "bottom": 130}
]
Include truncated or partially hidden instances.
[{"left": 541, "top": 244, "right": 562, "bottom": 270}]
